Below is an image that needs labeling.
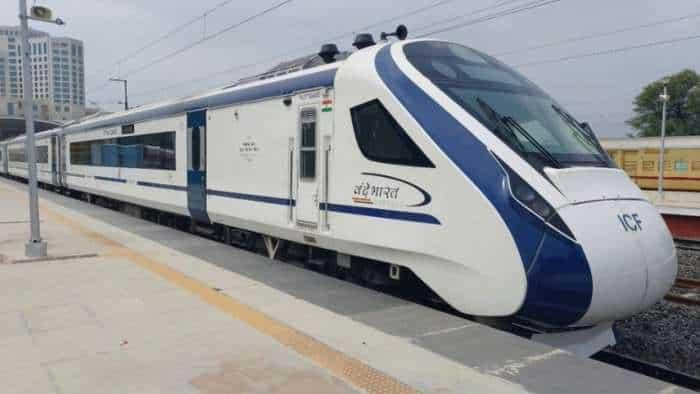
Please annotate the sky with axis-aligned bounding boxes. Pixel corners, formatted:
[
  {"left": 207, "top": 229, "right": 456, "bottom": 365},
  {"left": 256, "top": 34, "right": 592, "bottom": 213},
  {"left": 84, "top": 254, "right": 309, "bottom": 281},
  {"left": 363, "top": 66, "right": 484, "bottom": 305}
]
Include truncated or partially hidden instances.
[{"left": 1, "top": 0, "right": 699, "bottom": 138}]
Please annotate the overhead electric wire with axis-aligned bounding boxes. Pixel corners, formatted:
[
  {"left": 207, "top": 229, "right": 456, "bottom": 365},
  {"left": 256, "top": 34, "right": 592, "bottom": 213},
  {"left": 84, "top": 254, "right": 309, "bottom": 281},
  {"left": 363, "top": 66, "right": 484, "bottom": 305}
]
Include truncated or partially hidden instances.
[
  {"left": 125, "top": 0, "right": 549, "bottom": 100},
  {"left": 515, "top": 33, "right": 700, "bottom": 68},
  {"left": 87, "top": 0, "right": 293, "bottom": 94},
  {"left": 274, "top": 0, "right": 467, "bottom": 61},
  {"left": 411, "top": 0, "right": 524, "bottom": 35},
  {"left": 119, "top": 0, "right": 293, "bottom": 78},
  {"left": 129, "top": 59, "right": 265, "bottom": 99},
  {"left": 87, "top": 0, "right": 236, "bottom": 79},
  {"left": 416, "top": 0, "right": 563, "bottom": 37},
  {"left": 495, "top": 11, "right": 700, "bottom": 56},
  {"left": 357, "top": 0, "right": 459, "bottom": 31}
]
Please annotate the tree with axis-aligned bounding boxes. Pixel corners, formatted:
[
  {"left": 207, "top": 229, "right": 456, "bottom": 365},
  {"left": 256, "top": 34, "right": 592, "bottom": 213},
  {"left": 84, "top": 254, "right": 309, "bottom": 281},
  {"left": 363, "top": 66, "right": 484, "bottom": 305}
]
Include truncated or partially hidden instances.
[{"left": 627, "top": 69, "right": 700, "bottom": 137}]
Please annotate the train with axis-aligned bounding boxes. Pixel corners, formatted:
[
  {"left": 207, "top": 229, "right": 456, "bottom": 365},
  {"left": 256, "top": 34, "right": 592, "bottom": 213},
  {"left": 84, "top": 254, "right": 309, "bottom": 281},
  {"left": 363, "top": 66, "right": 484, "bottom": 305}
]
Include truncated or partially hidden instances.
[
  {"left": 603, "top": 136, "right": 700, "bottom": 191},
  {"left": 0, "top": 32, "right": 677, "bottom": 355}
]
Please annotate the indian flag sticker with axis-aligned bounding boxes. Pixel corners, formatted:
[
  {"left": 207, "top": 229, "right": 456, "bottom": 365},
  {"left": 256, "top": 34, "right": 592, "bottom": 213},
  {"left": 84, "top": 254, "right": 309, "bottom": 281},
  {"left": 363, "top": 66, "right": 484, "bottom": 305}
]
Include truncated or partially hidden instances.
[{"left": 322, "top": 99, "right": 333, "bottom": 112}]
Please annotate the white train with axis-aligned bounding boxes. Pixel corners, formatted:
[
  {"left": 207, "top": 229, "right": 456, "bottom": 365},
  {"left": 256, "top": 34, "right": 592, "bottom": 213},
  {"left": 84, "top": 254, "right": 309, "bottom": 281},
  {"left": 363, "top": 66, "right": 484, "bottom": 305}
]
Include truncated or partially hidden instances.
[{"left": 0, "top": 32, "right": 677, "bottom": 354}]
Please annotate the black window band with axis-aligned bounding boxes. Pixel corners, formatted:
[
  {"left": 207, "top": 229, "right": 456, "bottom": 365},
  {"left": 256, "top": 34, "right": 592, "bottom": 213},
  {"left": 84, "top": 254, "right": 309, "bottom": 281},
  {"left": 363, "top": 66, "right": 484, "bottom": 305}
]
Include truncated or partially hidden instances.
[{"left": 350, "top": 99, "right": 434, "bottom": 168}]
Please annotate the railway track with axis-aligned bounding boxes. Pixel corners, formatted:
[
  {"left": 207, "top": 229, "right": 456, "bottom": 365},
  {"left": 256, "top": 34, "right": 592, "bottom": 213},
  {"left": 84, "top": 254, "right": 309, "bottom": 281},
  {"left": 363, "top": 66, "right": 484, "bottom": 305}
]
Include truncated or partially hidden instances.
[
  {"left": 669, "top": 239, "right": 700, "bottom": 306},
  {"left": 674, "top": 238, "right": 700, "bottom": 252},
  {"left": 665, "top": 277, "right": 700, "bottom": 307},
  {"left": 676, "top": 243, "right": 700, "bottom": 252}
]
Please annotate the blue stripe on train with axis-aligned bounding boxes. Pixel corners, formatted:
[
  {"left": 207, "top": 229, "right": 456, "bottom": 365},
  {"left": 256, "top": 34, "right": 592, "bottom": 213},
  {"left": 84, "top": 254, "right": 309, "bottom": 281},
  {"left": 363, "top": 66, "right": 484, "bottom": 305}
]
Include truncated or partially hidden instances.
[
  {"left": 208, "top": 189, "right": 294, "bottom": 206},
  {"left": 207, "top": 190, "right": 440, "bottom": 224},
  {"left": 375, "top": 44, "right": 592, "bottom": 326},
  {"left": 63, "top": 174, "right": 441, "bottom": 224},
  {"left": 321, "top": 203, "right": 440, "bottom": 225},
  {"left": 137, "top": 181, "right": 187, "bottom": 191},
  {"left": 95, "top": 175, "right": 126, "bottom": 183}
]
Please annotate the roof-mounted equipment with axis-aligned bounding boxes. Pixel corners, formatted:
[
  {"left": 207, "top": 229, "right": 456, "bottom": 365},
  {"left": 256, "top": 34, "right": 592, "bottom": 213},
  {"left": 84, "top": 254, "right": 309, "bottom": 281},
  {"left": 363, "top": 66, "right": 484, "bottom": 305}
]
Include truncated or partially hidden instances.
[
  {"left": 318, "top": 43, "right": 340, "bottom": 63},
  {"left": 353, "top": 33, "right": 376, "bottom": 50}
]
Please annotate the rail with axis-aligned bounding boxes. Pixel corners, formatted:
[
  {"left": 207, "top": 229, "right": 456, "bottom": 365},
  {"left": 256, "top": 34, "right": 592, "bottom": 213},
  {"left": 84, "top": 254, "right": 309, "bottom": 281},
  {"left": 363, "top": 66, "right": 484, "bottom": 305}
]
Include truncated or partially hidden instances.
[
  {"left": 591, "top": 350, "right": 700, "bottom": 391},
  {"left": 675, "top": 241, "right": 700, "bottom": 252},
  {"left": 664, "top": 277, "right": 700, "bottom": 307}
]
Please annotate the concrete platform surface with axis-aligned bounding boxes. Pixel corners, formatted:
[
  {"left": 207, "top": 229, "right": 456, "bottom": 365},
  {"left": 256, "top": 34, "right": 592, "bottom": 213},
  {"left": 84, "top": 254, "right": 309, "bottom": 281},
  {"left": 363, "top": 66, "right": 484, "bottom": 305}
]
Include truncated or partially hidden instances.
[
  {"left": 645, "top": 190, "right": 700, "bottom": 217},
  {"left": 0, "top": 178, "right": 691, "bottom": 394}
]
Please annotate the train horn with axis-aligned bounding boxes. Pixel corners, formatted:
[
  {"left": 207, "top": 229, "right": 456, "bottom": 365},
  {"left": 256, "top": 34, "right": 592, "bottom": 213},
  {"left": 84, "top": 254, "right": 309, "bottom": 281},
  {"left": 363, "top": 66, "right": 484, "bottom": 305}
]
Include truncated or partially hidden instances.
[{"left": 381, "top": 25, "right": 408, "bottom": 41}]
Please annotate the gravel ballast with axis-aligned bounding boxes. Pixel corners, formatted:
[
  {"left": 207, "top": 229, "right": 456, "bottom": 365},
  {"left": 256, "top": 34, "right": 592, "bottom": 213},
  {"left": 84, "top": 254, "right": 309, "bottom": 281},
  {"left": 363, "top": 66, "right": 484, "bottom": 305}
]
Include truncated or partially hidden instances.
[
  {"left": 611, "top": 247, "right": 700, "bottom": 377},
  {"left": 677, "top": 248, "right": 700, "bottom": 281}
]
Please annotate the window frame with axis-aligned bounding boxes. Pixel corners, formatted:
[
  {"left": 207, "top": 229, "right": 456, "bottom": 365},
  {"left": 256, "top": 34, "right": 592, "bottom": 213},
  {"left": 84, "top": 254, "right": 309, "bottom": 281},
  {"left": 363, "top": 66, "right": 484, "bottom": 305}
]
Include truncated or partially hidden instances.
[
  {"left": 36, "top": 145, "right": 49, "bottom": 164},
  {"left": 9, "top": 147, "right": 26, "bottom": 162},
  {"left": 402, "top": 41, "right": 612, "bottom": 170},
  {"left": 350, "top": 99, "right": 435, "bottom": 168},
  {"left": 299, "top": 108, "right": 317, "bottom": 180},
  {"left": 69, "top": 131, "right": 176, "bottom": 170}
]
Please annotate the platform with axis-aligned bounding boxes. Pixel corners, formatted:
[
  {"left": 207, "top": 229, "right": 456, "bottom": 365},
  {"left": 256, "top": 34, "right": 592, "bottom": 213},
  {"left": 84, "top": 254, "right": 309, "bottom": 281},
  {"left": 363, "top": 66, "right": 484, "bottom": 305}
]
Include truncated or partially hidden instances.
[
  {"left": 0, "top": 178, "right": 690, "bottom": 393},
  {"left": 645, "top": 190, "right": 700, "bottom": 217},
  {"left": 643, "top": 190, "right": 700, "bottom": 241}
]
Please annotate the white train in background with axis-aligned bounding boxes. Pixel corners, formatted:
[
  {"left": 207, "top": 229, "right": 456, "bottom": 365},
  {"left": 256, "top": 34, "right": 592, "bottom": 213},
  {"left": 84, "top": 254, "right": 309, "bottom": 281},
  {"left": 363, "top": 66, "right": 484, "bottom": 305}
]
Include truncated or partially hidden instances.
[{"left": 0, "top": 31, "right": 677, "bottom": 355}]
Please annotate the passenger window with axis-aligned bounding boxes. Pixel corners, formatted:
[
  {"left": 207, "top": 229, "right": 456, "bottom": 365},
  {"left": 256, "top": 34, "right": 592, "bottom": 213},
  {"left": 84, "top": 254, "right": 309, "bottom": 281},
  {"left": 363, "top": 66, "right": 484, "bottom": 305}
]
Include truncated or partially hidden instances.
[
  {"left": 121, "top": 124, "right": 135, "bottom": 135},
  {"left": 69, "top": 132, "right": 176, "bottom": 170},
  {"left": 36, "top": 146, "right": 49, "bottom": 164},
  {"left": 674, "top": 160, "right": 688, "bottom": 172},
  {"left": 300, "top": 110, "right": 316, "bottom": 179},
  {"left": 70, "top": 142, "right": 90, "bottom": 165},
  {"left": 191, "top": 127, "right": 201, "bottom": 171},
  {"left": 351, "top": 100, "right": 434, "bottom": 167},
  {"left": 9, "top": 148, "right": 26, "bottom": 162},
  {"left": 623, "top": 161, "right": 637, "bottom": 172}
]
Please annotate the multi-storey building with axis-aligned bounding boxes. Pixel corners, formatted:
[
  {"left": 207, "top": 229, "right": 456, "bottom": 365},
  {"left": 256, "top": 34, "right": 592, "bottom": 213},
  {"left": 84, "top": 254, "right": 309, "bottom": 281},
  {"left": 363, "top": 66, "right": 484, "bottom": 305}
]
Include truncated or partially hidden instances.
[{"left": 0, "top": 26, "right": 85, "bottom": 122}]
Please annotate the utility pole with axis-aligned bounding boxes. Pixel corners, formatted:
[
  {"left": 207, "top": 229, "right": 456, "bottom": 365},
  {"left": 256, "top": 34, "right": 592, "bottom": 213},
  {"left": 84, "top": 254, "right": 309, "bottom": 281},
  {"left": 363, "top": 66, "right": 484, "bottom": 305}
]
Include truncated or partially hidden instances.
[
  {"left": 658, "top": 81, "right": 669, "bottom": 201},
  {"left": 18, "top": 1, "right": 64, "bottom": 257},
  {"left": 110, "top": 78, "right": 128, "bottom": 110}
]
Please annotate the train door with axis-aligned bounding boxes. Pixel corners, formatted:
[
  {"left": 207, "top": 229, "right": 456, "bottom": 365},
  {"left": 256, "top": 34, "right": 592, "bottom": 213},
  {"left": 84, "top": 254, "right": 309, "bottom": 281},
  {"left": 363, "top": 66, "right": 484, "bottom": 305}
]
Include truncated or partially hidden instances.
[
  {"left": 58, "top": 136, "right": 67, "bottom": 187},
  {"left": 0, "top": 145, "right": 6, "bottom": 174},
  {"left": 187, "top": 110, "right": 210, "bottom": 223},
  {"left": 296, "top": 107, "right": 320, "bottom": 228},
  {"left": 50, "top": 136, "right": 58, "bottom": 185}
]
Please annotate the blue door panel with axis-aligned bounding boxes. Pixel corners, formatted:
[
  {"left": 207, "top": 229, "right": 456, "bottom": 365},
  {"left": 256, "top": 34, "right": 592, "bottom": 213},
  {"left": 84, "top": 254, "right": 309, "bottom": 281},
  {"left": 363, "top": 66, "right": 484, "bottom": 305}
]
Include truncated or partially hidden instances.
[
  {"left": 187, "top": 110, "right": 210, "bottom": 223},
  {"left": 187, "top": 170, "right": 209, "bottom": 222}
]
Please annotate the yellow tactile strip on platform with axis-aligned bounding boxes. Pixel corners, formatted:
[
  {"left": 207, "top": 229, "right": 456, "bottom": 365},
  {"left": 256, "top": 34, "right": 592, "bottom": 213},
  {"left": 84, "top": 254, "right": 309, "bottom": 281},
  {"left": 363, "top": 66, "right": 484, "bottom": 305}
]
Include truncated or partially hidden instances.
[{"left": 26, "top": 193, "right": 419, "bottom": 394}]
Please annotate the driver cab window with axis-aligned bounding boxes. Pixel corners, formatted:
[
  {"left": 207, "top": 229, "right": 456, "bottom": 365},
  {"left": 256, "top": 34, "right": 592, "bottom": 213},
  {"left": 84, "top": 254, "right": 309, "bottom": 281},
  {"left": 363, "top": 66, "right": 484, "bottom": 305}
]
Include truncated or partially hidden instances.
[{"left": 351, "top": 100, "right": 434, "bottom": 167}]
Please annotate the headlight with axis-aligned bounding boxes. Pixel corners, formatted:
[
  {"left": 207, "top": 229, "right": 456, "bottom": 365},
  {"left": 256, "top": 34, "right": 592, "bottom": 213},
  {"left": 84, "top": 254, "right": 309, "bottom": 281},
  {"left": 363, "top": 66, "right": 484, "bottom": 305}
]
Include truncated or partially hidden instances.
[{"left": 497, "top": 156, "right": 575, "bottom": 240}]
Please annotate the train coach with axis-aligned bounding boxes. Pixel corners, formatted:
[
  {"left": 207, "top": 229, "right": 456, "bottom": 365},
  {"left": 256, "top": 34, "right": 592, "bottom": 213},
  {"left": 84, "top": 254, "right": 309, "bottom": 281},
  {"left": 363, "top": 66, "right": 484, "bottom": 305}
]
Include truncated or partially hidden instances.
[
  {"left": 0, "top": 31, "right": 677, "bottom": 355},
  {"left": 602, "top": 136, "right": 700, "bottom": 192},
  {"left": 4, "top": 132, "right": 59, "bottom": 186},
  {"left": 0, "top": 143, "right": 6, "bottom": 175}
]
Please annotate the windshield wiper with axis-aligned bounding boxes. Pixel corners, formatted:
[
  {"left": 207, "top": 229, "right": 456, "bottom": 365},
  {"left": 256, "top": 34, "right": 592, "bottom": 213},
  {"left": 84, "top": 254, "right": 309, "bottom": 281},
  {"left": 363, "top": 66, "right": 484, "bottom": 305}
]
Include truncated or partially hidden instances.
[
  {"left": 476, "top": 97, "right": 562, "bottom": 168},
  {"left": 502, "top": 116, "right": 564, "bottom": 169},
  {"left": 551, "top": 105, "right": 607, "bottom": 162}
]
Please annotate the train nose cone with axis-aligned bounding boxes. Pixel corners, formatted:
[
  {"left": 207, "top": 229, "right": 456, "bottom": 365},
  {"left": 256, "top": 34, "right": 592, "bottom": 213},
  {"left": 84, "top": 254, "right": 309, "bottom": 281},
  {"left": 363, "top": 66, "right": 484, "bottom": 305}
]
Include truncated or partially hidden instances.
[
  {"left": 558, "top": 200, "right": 677, "bottom": 327},
  {"left": 620, "top": 200, "right": 677, "bottom": 311}
]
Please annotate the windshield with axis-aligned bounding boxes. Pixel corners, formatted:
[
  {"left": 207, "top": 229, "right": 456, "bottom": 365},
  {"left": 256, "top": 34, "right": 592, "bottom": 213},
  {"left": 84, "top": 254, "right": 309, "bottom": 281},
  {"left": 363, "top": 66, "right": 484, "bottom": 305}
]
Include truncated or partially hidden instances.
[{"left": 403, "top": 41, "right": 613, "bottom": 170}]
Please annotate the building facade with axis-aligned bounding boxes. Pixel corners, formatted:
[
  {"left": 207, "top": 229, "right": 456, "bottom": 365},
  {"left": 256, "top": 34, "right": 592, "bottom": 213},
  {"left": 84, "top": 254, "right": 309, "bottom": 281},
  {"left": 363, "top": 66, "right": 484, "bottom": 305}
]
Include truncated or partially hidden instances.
[{"left": 0, "top": 26, "right": 85, "bottom": 123}]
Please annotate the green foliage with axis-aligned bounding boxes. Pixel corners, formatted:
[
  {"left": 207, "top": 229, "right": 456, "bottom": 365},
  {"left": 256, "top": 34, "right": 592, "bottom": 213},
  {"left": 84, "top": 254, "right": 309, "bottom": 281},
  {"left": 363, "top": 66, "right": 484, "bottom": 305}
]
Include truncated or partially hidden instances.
[{"left": 627, "top": 69, "right": 700, "bottom": 137}]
